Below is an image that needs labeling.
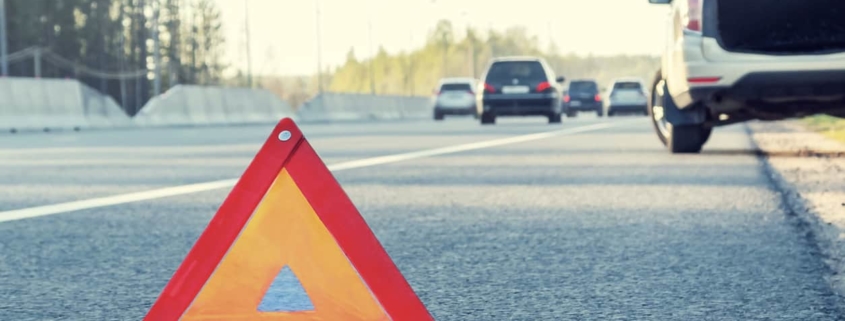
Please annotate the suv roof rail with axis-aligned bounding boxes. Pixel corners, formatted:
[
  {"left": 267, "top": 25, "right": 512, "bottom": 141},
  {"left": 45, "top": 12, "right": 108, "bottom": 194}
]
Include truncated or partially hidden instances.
[
  {"left": 490, "top": 56, "right": 543, "bottom": 62},
  {"left": 439, "top": 77, "right": 476, "bottom": 84}
]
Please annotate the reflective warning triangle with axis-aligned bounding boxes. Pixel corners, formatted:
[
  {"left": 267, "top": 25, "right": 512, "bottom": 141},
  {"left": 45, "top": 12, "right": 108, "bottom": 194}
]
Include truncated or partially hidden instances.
[{"left": 144, "top": 118, "right": 433, "bottom": 321}]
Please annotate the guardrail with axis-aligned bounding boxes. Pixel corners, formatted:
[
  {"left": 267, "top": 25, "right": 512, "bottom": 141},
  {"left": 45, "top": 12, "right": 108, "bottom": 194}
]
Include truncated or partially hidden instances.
[
  {"left": 297, "top": 93, "right": 433, "bottom": 123},
  {"left": 133, "top": 85, "right": 296, "bottom": 127},
  {"left": 0, "top": 77, "right": 131, "bottom": 132},
  {"left": 0, "top": 78, "right": 437, "bottom": 133}
]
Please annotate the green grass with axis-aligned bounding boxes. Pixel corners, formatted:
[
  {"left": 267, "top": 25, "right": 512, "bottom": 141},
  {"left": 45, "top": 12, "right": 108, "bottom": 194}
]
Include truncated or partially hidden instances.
[{"left": 802, "top": 115, "right": 845, "bottom": 143}]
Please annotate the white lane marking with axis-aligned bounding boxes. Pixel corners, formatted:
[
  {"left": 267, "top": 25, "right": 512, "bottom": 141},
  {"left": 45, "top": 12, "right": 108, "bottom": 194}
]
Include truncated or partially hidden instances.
[
  {"left": 327, "top": 122, "right": 615, "bottom": 171},
  {"left": 0, "top": 121, "right": 623, "bottom": 223}
]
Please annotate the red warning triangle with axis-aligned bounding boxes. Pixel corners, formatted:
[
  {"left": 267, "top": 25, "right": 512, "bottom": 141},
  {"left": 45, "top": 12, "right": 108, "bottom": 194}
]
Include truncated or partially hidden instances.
[{"left": 144, "top": 118, "right": 433, "bottom": 321}]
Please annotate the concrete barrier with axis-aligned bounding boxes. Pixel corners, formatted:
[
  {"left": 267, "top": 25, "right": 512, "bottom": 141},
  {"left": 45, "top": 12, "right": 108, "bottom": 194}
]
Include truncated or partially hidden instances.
[
  {"left": 0, "top": 79, "right": 438, "bottom": 133},
  {"left": 0, "top": 77, "right": 131, "bottom": 133},
  {"left": 80, "top": 84, "right": 134, "bottom": 129},
  {"left": 134, "top": 85, "right": 295, "bottom": 127},
  {"left": 296, "top": 93, "right": 433, "bottom": 123}
]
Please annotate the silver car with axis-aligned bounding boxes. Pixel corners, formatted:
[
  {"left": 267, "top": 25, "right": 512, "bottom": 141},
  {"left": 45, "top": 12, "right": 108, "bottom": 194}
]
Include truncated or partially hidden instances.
[
  {"left": 432, "top": 78, "right": 478, "bottom": 120},
  {"left": 605, "top": 78, "right": 649, "bottom": 117}
]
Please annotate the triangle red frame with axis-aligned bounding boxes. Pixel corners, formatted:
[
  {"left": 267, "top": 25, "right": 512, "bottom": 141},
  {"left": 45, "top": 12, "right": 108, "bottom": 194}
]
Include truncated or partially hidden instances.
[{"left": 144, "top": 118, "right": 433, "bottom": 321}]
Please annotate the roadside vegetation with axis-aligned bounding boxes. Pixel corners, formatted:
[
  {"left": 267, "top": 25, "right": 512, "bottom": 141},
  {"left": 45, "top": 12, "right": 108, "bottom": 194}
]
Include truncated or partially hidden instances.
[
  {"left": 802, "top": 115, "right": 845, "bottom": 143},
  {"left": 6, "top": 0, "right": 226, "bottom": 115},
  {"left": 5, "top": 1, "right": 658, "bottom": 113},
  {"left": 258, "top": 20, "right": 660, "bottom": 109}
]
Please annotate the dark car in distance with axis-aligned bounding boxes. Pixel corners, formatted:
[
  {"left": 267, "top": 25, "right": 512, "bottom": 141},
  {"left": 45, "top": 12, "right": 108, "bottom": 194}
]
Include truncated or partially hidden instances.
[
  {"left": 476, "top": 57, "right": 565, "bottom": 125},
  {"left": 563, "top": 79, "right": 603, "bottom": 117}
]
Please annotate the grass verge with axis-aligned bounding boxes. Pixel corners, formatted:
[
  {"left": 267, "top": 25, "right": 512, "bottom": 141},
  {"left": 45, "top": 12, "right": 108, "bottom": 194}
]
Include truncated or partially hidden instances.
[{"left": 802, "top": 115, "right": 845, "bottom": 143}]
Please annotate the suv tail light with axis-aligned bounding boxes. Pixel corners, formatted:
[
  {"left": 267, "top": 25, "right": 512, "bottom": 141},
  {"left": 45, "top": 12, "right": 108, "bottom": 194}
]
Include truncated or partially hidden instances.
[
  {"left": 683, "top": 0, "right": 703, "bottom": 32},
  {"left": 688, "top": 77, "right": 721, "bottom": 84},
  {"left": 483, "top": 83, "right": 496, "bottom": 93},
  {"left": 536, "top": 81, "right": 552, "bottom": 93},
  {"left": 563, "top": 94, "right": 571, "bottom": 103},
  {"left": 594, "top": 94, "right": 601, "bottom": 102}
]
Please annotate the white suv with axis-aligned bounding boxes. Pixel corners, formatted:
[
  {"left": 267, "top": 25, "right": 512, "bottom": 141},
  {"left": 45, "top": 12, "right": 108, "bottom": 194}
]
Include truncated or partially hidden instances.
[
  {"left": 432, "top": 78, "right": 478, "bottom": 121},
  {"left": 605, "top": 78, "right": 649, "bottom": 117},
  {"left": 648, "top": 0, "right": 845, "bottom": 153}
]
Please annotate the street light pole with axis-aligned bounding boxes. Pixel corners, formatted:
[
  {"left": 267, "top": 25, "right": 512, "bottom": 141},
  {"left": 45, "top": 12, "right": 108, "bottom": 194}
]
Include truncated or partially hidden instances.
[
  {"left": 118, "top": 0, "right": 127, "bottom": 107},
  {"left": 152, "top": 0, "right": 162, "bottom": 96},
  {"left": 441, "top": 32, "right": 447, "bottom": 78},
  {"left": 408, "top": 30, "right": 414, "bottom": 96},
  {"left": 368, "top": 20, "right": 375, "bottom": 95},
  {"left": 245, "top": 0, "right": 253, "bottom": 87},
  {"left": 461, "top": 11, "right": 475, "bottom": 78},
  {"left": 0, "top": 0, "right": 8, "bottom": 77},
  {"left": 315, "top": 0, "right": 323, "bottom": 94},
  {"left": 488, "top": 22, "right": 495, "bottom": 59}
]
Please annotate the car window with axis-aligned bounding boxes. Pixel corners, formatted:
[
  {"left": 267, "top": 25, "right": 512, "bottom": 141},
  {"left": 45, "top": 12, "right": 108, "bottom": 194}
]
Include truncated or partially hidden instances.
[
  {"left": 613, "top": 82, "right": 643, "bottom": 91},
  {"left": 569, "top": 82, "right": 598, "bottom": 93},
  {"left": 484, "top": 61, "right": 547, "bottom": 85},
  {"left": 440, "top": 83, "right": 472, "bottom": 91}
]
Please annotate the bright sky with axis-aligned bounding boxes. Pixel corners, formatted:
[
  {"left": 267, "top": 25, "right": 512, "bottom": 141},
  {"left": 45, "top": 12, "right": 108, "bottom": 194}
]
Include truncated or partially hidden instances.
[{"left": 213, "top": 0, "right": 669, "bottom": 77}]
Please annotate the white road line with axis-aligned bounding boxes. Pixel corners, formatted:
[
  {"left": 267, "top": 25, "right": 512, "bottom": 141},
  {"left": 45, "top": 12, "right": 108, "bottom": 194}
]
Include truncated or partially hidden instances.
[{"left": 0, "top": 121, "right": 623, "bottom": 224}]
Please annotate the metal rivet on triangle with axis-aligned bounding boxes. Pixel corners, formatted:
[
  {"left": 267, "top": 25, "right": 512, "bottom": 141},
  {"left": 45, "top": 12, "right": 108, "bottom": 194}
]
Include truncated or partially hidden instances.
[{"left": 278, "top": 130, "right": 292, "bottom": 142}]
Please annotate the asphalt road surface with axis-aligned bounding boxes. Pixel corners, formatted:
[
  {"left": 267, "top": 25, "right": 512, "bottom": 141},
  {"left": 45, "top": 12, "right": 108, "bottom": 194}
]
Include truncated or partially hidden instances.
[{"left": 1, "top": 115, "right": 843, "bottom": 320}]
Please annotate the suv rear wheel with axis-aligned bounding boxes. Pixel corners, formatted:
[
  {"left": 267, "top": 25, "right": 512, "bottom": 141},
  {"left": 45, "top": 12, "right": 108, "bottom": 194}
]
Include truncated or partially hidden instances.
[
  {"left": 549, "top": 113, "right": 562, "bottom": 124},
  {"left": 649, "top": 71, "right": 711, "bottom": 154},
  {"left": 665, "top": 124, "right": 711, "bottom": 153},
  {"left": 480, "top": 113, "right": 496, "bottom": 125}
]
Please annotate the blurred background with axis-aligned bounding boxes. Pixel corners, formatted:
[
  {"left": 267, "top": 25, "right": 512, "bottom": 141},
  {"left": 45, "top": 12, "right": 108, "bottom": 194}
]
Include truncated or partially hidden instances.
[
  {"left": 0, "top": 0, "right": 664, "bottom": 116},
  {"left": 3, "top": 2, "right": 845, "bottom": 320}
]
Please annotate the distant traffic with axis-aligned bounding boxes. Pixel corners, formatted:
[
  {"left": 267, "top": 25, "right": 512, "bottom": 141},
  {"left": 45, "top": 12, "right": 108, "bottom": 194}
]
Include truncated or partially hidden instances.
[
  {"left": 430, "top": 0, "right": 845, "bottom": 156},
  {"left": 430, "top": 56, "right": 648, "bottom": 125}
]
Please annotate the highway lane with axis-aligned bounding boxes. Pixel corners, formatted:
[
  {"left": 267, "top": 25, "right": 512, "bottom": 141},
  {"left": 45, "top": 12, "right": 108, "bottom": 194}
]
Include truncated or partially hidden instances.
[
  {"left": 1, "top": 116, "right": 843, "bottom": 320},
  {"left": 0, "top": 120, "right": 543, "bottom": 211}
]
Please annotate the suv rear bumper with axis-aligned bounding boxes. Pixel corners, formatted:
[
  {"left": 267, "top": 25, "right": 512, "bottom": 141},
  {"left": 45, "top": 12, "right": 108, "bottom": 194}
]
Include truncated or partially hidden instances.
[
  {"left": 668, "top": 36, "right": 845, "bottom": 111},
  {"left": 480, "top": 94, "right": 561, "bottom": 116},
  {"left": 682, "top": 69, "right": 845, "bottom": 115},
  {"left": 565, "top": 101, "right": 602, "bottom": 111},
  {"left": 607, "top": 104, "right": 648, "bottom": 113},
  {"left": 434, "top": 105, "right": 476, "bottom": 115}
]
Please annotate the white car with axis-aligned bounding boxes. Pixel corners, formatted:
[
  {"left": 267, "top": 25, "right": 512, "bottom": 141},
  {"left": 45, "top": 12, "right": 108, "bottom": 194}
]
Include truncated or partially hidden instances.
[
  {"left": 648, "top": 0, "right": 845, "bottom": 153},
  {"left": 432, "top": 78, "right": 478, "bottom": 120},
  {"left": 604, "top": 78, "right": 649, "bottom": 117}
]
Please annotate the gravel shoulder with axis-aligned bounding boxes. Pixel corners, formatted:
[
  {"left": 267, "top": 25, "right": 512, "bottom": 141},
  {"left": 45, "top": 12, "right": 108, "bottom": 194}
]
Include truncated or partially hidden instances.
[{"left": 747, "top": 120, "right": 845, "bottom": 296}]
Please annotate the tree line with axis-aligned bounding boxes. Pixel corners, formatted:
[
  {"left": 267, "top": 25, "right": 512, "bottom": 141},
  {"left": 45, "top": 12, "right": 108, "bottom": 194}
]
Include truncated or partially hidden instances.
[
  {"left": 303, "top": 20, "right": 660, "bottom": 100},
  {"left": 4, "top": 5, "right": 658, "bottom": 114},
  {"left": 5, "top": 0, "right": 226, "bottom": 115}
]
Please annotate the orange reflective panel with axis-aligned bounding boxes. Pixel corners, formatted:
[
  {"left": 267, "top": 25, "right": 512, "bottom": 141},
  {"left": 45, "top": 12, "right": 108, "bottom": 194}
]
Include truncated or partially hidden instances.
[{"left": 181, "top": 169, "right": 390, "bottom": 321}]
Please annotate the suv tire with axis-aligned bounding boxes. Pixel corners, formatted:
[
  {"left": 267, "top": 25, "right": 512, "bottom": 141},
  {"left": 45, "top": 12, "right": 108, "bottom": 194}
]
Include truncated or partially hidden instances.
[
  {"left": 649, "top": 70, "right": 710, "bottom": 154},
  {"left": 667, "top": 124, "right": 710, "bottom": 153},
  {"left": 480, "top": 113, "right": 496, "bottom": 125},
  {"left": 549, "top": 113, "right": 562, "bottom": 124}
]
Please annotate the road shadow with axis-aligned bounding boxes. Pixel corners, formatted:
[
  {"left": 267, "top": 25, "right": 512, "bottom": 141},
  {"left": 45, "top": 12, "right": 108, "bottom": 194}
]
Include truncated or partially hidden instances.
[
  {"left": 335, "top": 160, "right": 768, "bottom": 188},
  {"left": 703, "top": 149, "right": 845, "bottom": 158}
]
